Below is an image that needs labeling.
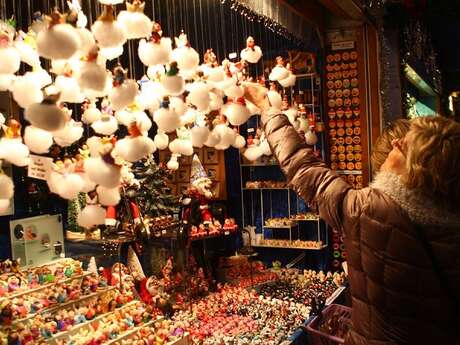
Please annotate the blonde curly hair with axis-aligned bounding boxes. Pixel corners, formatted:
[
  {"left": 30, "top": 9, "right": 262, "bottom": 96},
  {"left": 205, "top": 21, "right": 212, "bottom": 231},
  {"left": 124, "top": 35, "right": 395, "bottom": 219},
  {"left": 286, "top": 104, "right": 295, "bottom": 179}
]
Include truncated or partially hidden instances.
[
  {"left": 371, "top": 119, "right": 411, "bottom": 176},
  {"left": 403, "top": 116, "right": 460, "bottom": 212}
]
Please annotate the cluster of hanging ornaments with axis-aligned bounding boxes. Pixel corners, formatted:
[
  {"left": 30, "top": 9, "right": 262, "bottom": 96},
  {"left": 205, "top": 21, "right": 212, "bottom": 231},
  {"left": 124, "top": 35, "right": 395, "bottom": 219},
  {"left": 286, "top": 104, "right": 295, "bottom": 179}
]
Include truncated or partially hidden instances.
[{"left": 0, "top": 0, "right": 296, "bottom": 222}]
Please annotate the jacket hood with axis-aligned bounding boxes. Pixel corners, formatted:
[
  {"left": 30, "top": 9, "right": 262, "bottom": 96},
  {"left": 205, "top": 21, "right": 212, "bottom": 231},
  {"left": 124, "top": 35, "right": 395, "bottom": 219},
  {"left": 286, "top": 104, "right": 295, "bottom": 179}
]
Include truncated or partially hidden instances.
[{"left": 371, "top": 171, "right": 460, "bottom": 228}]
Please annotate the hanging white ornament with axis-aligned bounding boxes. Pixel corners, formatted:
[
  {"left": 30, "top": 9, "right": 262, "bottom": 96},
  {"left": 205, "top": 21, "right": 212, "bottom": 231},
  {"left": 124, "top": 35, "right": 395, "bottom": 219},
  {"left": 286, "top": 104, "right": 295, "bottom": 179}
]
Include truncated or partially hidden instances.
[
  {"left": 153, "top": 98, "right": 181, "bottom": 133},
  {"left": 53, "top": 120, "right": 84, "bottom": 147},
  {"left": 169, "top": 127, "right": 193, "bottom": 156},
  {"left": 117, "top": 1, "right": 151, "bottom": 39},
  {"left": 25, "top": 94, "right": 67, "bottom": 132},
  {"left": 232, "top": 134, "right": 246, "bottom": 149},
  {"left": 75, "top": 28, "right": 96, "bottom": 57},
  {"left": 78, "top": 172, "right": 97, "bottom": 193},
  {"left": 77, "top": 49, "right": 108, "bottom": 93},
  {"left": 191, "top": 126, "right": 210, "bottom": 148},
  {"left": 96, "top": 185, "right": 120, "bottom": 206},
  {"left": 171, "top": 31, "right": 199, "bottom": 72},
  {"left": 305, "top": 129, "right": 318, "bottom": 146},
  {"left": 99, "top": 45, "right": 124, "bottom": 60},
  {"left": 243, "top": 146, "right": 263, "bottom": 162},
  {"left": 214, "top": 124, "right": 236, "bottom": 150},
  {"left": 267, "top": 90, "right": 282, "bottom": 111},
  {"left": 11, "top": 74, "right": 43, "bottom": 109},
  {"left": 209, "top": 91, "right": 224, "bottom": 111},
  {"left": 82, "top": 102, "right": 102, "bottom": 124},
  {"left": 113, "top": 124, "right": 156, "bottom": 162},
  {"left": 169, "top": 96, "right": 187, "bottom": 116},
  {"left": 91, "top": 114, "right": 118, "bottom": 136},
  {"left": 147, "top": 65, "right": 166, "bottom": 80},
  {"left": 240, "top": 36, "right": 262, "bottom": 64},
  {"left": 161, "top": 62, "right": 185, "bottom": 96},
  {"left": 49, "top": 171, "right": 85, "bottom": 200},
  {"left": 0, "top": 199, "right": 10, "bottom": 213},
  {"left": 77, "top": 204, "right": 106, "bottom": 229},
  {"left": 55, "top": 75, "right": 85, "bottom": 103},
  {"left": 154, "top": 130, "right": 169, "bottom": 150},
  {"left": 23, "top": 126, "right": 53, "bottom": 154},
  {"left": 84, "top": 155, "right": 121, "bottom": 188},
  {"left": 221, "top": 99, "right": 251, "bottom": 126},
  {"left": 0, "top": 120, "right": 30, "bottom": 167},
  {"left": 91, "top": 6, "right": 127, "bottom": 49},
  {"left": 67, "top": 0, "right": 88, "bottom": 29},
  {"left": 224, "top": 84, "right": 244, "bottom": 99},
  {"left": 0, "top": 174, "right": 14, "bottom": 200},
  {"left": 204, "top": 129, "right": 221, "bottom": 147},
  {"left": 139, "top": 36, "right": 172, "bottom": 66},
  {"left": 0, "top": 33, "right": 20, "bottom": 75},
  {"left": 36, "top": 10, "right": 81, "bottom": 60},
  {"left": 180, "top": 108, "right": 199, "bottom": 127},
  {"left": 166, "top": 156, "right": 179, "bottom": 170},
  {"left": 187, "top": 82, "right": 210, "bottom": 112},
  {"left": 278, "top": 72, "right": 296, "bottom": 88},
  {"left": 269, "top": 57, "right": 289, "bottom": 81},
  {"left": 109, "top": 68, "right": 138, "bottom": 111},
  {"left": 137, "top": 78, "right": 162, "bottom": 112},
  {"left": 13, "top": 32, "right": 40, "bottom": 68},
  {"left": 0, "top": 75, "right": 16, "bottom": 92}
]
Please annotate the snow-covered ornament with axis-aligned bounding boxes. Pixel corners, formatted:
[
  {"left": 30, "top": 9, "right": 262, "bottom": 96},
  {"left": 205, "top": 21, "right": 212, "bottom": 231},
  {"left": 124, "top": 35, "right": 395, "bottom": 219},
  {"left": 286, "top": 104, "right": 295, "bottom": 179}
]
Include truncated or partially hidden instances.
[
  {"left": 84, "top": 147, "right": 121, "bottom": 188},
  {"left": 67, "top": 0, "right": 88, "bottom": 29},
  {"left": 180, "top": 108, "right": 199, "bottom": 127},
  {"left": 278, "top": 63, "right": 296, "bottom": 88},
  {"left": 161, "top": 62, "right": 185, "bottom": 96},
  {"left": 91, "top": 5, "right": 127, "bottom": 49},
  {"left": 55, "top": 74, "right": 85, "bottom": 103},
  {"left": 221, "top": 97, "right": 251, "bottom": 126},
  {"left": 0, "top": 31, "right": 20, "bottom": 75},
  {"left": 25, "top": 93, "right": 67, "bottom": 132},
  {"left": 153, "top": 97, "right": 181, "bottom": 133},
  {"left": 269, "top": 56, "right": 289, "bottom": 81},
  {"left": 82, "top": 101, "right": 102, "bottom": 124},
  {"left": 153, "top": 130, "right": 169, "bottom": 150},
  {"left": 91, "top": 111, "right": 118, "bottom": 136},
  {"left": 0, "top": 120, "right": 30, "bottom": 167},
  {"left": 305, "top": 128, "right": 318, "bottom": 146},
  {"left": 147, "top": 64, "right": 166, "bottom": 80},
  {"left": 36, "top": 10, "right": 81, "bottom": 60},
  {"left": 96, "top": 185, "right": 120, "bottom": 206},
  {"left": 11, "top": 73, "right": 44, "bottom": 109},
  {"left": 137, "top": 77, "right": 161, "bottom": 111},
  {"left": 243, "top": 146, "right": 263, "bottom": 162},
  {"left": 99, "top": 45, "right": 124, "bottom": 60},
  {"left": 75, "top": 27, "right": 96, "bottom": 57},
  {"left": 224, "top": 84, "right": 244, "bottom": 99},
  {"left": 23, "top": 126, "right": 53, "bottom": 154},
  {"left": 214, "top": 123, "right": 236, "bottom": 150},
  {"left": 187, "top": 82, "right": 210, "bottom": 112},
  {"left": 113, "top": 123, "right": 156, "bottom": 162},
  {"left": 48, "top": 160, "right": 85, "bottom": 200},
  {"left": 232, "top": 133, "right": 246, "bottom": 149},
  {"left": 169, "top": 127, "right": 193, "bottom": 156},
  {"left": 13, "top": 31, "right": 41, "bottom": 68},
  {"left": 53, "top": 119, "right": 84, "bottom": 147},
  {"left": 0, "top": 75, "right": 15, "bottom": 92},
  {"left": 166, "top": 154, "right": 179, "bottom": 171},
  {"left": 77, "top": 48, "right": 108, "bottom": 93},
  {"left": 171, "top": 31, "right": 199, "bottom": 72},
  {"left": 191, "top": 125, "right": 210, "bottom": 148},
  {"left": 204, "top": 128, "right": 221, "bottom": 148},
  {"left": 209, "top": 91, "right": 224, "bottom": 111},
  {"left": 116, "top": 105, "right": 151, "bottom": 133},
  {"left": 109, "top": 65, "right": 138, "bottom": 111},
  {"left": 138, "top": 22, "right": 171, "bottom": 66},
  {"left": 118, "top": 0, "right": 151, "bottom": 39},
  {"left": 240, "top": 36, "right": 262, "bottom": 64}
]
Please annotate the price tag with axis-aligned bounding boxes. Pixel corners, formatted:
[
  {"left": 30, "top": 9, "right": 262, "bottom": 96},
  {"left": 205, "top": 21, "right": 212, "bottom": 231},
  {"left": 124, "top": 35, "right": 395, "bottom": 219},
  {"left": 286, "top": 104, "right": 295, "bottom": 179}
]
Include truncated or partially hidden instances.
[
  {"left": 225, "top": 231, "right": 230, "bottom": 236},
  {"left": 229, "top": 52, "right": 237, "bottom": 59},
  {"left": 28, "top": 155, "right": 53, "bottom": 181}
]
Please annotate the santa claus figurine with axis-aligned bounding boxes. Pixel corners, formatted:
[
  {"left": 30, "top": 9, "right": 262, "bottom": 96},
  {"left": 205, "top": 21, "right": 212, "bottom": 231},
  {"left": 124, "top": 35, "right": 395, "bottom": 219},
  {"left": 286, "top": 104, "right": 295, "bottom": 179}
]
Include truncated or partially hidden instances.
[{"left": 182, "top": 155, "right": 214, "bottom": 227}]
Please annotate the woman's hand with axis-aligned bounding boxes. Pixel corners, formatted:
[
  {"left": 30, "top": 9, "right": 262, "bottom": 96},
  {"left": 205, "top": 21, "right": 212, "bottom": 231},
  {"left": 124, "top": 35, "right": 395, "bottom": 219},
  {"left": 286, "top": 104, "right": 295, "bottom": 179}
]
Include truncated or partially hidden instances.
[{"left": 243, "top": 83, "right": 270, "bottom": 114}]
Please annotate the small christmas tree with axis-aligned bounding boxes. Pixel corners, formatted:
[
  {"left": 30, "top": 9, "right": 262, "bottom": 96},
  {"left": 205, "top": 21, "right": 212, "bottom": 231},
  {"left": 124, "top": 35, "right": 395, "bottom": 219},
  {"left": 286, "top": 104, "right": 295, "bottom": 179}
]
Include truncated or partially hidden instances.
[
  {"left": 67, "top": 192, "right": 87, "bottom": 233},
  {"left": 132, "top": 158, "right": 180, "bottom": 217}
]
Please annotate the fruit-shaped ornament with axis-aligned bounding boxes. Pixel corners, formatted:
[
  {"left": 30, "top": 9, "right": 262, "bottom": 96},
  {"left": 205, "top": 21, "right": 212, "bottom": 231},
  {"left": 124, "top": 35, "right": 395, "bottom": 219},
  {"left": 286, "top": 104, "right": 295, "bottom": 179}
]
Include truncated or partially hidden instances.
[
  {"left": 109, "top": 65, "right": 138, "bottom": 111},
  {"left": 91, "top": 5, "right": 126, "bottom": 49},
  {"left": 36, "top": 10, "right": 81, "bottom": 60},
  {"left": 269, "top": 56, "right": 289, "bottom": 81},
  {"left": 240, "top": 36, "right": 262, "bottom": 64},
  {"left": 117, "top": 0, "right": 151, "bottom": 39},
  {"left": 153, "top": 97, "right": 181, "bottom": 133},
  {"left": 171, "top": 31, "right": 199, "bottom": 73},
  {"left": 113, "top": 122, "right": 156, "bottom": 162},
  {"left": 25, "top": 92, "right": 67, "bottom": 132},
  {"left": 0, "top": 30, "right": 20, "bottom": 75},
  {"left": 160, "top": 62, "right": 184, "bottom": 96},
  {"left": 138, "top": 22, "right": 172, "bottom": 66}
]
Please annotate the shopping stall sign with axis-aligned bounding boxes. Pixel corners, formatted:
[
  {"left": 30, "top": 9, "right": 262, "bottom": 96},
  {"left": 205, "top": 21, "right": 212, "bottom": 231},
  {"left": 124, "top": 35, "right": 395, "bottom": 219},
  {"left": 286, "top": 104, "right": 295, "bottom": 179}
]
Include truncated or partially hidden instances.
[
  {"left": 332, "top": 41, "right": 355, "bottom": 51},
  {"left": 28, "top": 155, "right": 53, "bottom": 181}
]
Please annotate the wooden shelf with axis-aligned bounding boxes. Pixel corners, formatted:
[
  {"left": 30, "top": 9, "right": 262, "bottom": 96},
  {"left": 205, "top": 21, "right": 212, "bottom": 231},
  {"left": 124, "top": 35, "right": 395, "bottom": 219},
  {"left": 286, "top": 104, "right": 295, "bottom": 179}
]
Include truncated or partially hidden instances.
[
  {"left": 253, "top": 243, "right": 327, "bottom": 250},
  {"left": 240, "top": 163, "right": 280, "bottom": 167},
  {"left": 243, "top": 187, "right": 290, "bottom": 191}
]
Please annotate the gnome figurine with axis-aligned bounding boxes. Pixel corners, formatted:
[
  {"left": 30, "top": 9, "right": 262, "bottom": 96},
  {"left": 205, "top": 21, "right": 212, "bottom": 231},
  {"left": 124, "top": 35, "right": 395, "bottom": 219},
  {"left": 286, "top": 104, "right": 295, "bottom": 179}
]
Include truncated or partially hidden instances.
[{"left": 182, "top": 155, "right": 214, "bottom": 226}]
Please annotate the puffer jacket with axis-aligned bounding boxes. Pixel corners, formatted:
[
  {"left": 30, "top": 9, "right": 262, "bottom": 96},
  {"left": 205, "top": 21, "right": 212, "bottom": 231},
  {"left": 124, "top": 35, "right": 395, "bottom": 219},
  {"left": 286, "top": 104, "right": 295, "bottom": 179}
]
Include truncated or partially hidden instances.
[{"left": 263, "top": 113, "right": 460, "bottom": 345}]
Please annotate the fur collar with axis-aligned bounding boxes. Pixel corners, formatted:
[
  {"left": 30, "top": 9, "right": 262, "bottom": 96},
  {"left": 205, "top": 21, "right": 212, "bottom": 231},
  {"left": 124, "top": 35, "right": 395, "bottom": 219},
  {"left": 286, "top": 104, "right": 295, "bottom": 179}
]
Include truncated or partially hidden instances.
[{"left": 371, "top": 171, "right": 460, "bottom": 227}]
